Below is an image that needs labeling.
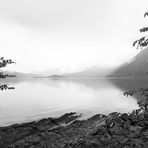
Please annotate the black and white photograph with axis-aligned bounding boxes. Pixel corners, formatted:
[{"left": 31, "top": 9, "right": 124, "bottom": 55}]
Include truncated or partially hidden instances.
[{"left": 1, "top": 0, "right": 148, "bottom": 147}]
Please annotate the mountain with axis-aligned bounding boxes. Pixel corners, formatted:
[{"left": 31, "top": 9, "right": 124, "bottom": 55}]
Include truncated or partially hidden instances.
[
  {"left": 37, "top": 68, "right": 62, "bottom": 77},
  {"left": 1, "top": 66, "right": 113, "bottom": 78},
  {"left": 48, "top": 74, "right": 66, "bottom": 78},
  {"left": 109, "top": 47, "right": 148, "bottom": 77},
  {"left": 0, "top": 70, "right": 40, "bottom": 78},
  {"left": 13, "top": 72, "right": 40, "bottom": 78},
  {"left": 64, "top": 66, "right": 113, "bottom": 78}
]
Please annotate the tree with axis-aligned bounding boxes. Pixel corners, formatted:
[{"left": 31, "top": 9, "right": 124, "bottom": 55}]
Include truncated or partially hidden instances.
[
  {"left": 0, "top": 57, "right": 15, "bottom": 90},
  {"left": 133, "top": 12, "right": 148, "bottom": 49},
  {"left": 131, "top": 12, "right": 148, "bottom": 110},
  {"left": 0, "top": 57, "right": 15, "bottom": 68}
]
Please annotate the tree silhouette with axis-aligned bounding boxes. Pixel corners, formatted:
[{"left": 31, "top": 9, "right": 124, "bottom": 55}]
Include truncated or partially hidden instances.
[
  {"left": 127, "top": 12, "right": 148, "bottom": 110},
  {"left": 133, "top": 12, "right": 148, "bottom": 49},
  {"left": 0, "top": 57, "right": 15, "bottom": 90}
]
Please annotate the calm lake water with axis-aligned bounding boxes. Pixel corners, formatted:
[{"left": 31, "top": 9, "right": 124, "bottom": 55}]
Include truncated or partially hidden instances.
[{"left": 1, "top": 78, "right": 146, "bottom": 126}]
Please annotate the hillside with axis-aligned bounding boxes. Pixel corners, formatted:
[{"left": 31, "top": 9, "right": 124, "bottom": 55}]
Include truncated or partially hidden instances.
[
  {"left": 109, "top": 47, "right": 148, "bottom": 77},
  {"left": 1, "top": 66, "right": 113, "bottom": 78},
  {"left": 64, "top": 66, "right": 113, "bottom": 78}
]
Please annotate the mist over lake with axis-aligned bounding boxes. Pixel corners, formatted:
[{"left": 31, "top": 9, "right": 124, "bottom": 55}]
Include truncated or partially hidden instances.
[
  {"left": 1, "top": 0, "right": 148, "bottom": 147},
  {"left": 0, "top": 78, "right": 139, "bottom": 126}
]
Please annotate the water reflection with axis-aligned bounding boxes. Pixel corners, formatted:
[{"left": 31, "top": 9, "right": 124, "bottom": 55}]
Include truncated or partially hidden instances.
[
  {"left": 0, "top": 78, "right": 139, "bottom": 126},
  {"left": 0, "top": 84, "right": 15, "bottom": 91},
  {"left": 109, "top": 78, "right": 148, "bottom": 101}
]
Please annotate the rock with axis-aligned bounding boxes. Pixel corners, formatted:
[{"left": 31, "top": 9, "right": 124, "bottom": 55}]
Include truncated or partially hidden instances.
[
  {"left": 109, "top": 122, "right": 124, "bottom": 135},
  {"left": 63, "top": 137, "right": 102, "bottom": 148},
  {"left": 131, "top": 138, "right": 145, "bottom": 148},
  {"left": 1, "top": 108, "right": 148, "bottom": 148},
  {"left": 8, "top": 135, "right": 40, "bottom": 148},
  {"left": 120, "top": 137, "right": 129, "bottom": 144}
]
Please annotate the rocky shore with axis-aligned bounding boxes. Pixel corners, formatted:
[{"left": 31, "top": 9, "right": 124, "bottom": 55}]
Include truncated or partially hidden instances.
[
  {"left": 1, "top": 88, "right": 148, "bottom": 148},
  {"left": 1, "top": 106, "right": 148, "bottom": 148}
]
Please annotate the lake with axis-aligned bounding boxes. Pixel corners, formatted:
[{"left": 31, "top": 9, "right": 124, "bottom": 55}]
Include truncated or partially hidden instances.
[{"left": 0, "top": 78, "right": 145, "bottom": 126}]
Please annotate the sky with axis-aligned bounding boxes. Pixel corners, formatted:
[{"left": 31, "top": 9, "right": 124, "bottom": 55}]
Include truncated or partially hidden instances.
[{"left": 0, "top": 0, "right": 148, "bottom": 73}]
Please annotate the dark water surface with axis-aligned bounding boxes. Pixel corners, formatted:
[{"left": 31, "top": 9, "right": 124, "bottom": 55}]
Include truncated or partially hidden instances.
[{"left": 0, "top": 78, "right": 144, "bottom": 126}]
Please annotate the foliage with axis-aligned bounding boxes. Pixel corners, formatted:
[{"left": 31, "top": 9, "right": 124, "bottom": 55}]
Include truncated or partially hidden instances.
[
  {"left": 124, "top": 88, "right": 148, "bottom": 111},
  {"left": 0, "top": 57, "right": 15, "bottom": 78},
  {"left": 131, "top": 12, "right": 148, "bottom": 112},
  {"left": 0, "top": 57, "right": 15, "bottom": 68},
  {"left": 0, "top": 57, "right": 15, "bottom": 90},
  {"left": 0, "top": 84, "right": 15, "bottom": 90},
  {"left": 133, "top": 12, "right": 148, "bottom": 49}
]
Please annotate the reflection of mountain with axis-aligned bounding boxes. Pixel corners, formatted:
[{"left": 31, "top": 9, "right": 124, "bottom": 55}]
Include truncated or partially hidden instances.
[
  {"left": 0, "top": 78, "right": 27, "bottom": 86},
  {"left": 109, "top": 78, "right": 148, "bottom": 101},
  {"left": 0, "top": 77, "right": 113, "bottom": 90},
  {"left": 109, "top": 47, "right": 148, "bottom": 77},
  {"left": 4, "top": 77, "right": 148, "bottom": 98},
  {"left": 50, "top": 78, "right": 114, "bottom": 90},
  {"left": 48, "top": 74, "right": 66, "bottom": 79}
]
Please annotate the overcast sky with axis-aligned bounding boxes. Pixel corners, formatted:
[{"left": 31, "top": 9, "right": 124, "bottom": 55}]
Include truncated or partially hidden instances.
[{"left": 0, "top": 0, "right": 148, "bottom": 73}]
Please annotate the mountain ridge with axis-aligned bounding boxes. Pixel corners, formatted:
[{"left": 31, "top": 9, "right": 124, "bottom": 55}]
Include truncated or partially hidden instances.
[
  {"left": 1, "top": 66, "right": 114, "bottom": 78},
  {"left": 108, "top": 47, "right": 148, "bottom": 77},
  {"left": 62, "top": 66, "right": 113, "bottom": 78}
]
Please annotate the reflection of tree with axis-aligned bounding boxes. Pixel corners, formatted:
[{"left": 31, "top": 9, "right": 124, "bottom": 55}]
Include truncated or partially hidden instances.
[
  {"left": 0, "top": 57, "right": 15, "bottom": 90},
  {"left": 0, "top": 84, "right": 15, "bottom": 91},
  {"left": 124, "top": 88, "right": 148, "bottom": 116}
]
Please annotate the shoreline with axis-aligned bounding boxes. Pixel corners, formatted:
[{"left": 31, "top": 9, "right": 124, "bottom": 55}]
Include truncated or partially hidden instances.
[{"left": 1, "top": 107, "right": 148, "bottom": 148}]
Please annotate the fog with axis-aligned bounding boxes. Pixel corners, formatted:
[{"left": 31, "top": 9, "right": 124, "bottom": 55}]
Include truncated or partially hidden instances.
[{"left": 0, "top": 0, "right": 147, "bottom": 73}]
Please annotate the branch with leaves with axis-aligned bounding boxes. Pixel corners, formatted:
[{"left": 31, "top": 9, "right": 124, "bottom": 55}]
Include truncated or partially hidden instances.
[
  {"left": 0, "top": 57, "right": 16, "bottom": 78},
  {"left": 133, "top": 12, "right": 148, "bottom": 49},
  {"left": 0, "top": 57, "right": 15, "bottom": 68}
]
